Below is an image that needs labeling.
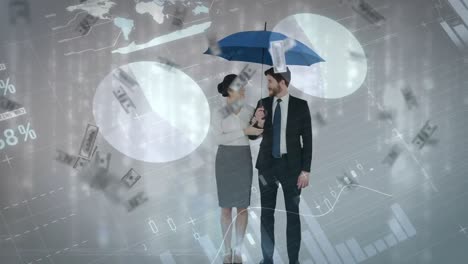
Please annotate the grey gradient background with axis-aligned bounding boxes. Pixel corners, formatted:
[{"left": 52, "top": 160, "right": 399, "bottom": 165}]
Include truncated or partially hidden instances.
[{"left": 0, "top": 0, "right": 467, "bottom": 263}]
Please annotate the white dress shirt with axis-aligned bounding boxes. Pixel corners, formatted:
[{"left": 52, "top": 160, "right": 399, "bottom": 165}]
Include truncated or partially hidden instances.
[
  {"left": 211, "top": 102, "right": 255, "bottom": 146},
  {"left": 272, "top": 93, "right": 289, "bottom": 154}
]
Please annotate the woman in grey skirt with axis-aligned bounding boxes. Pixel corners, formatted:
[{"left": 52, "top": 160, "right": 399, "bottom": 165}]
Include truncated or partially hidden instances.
[{"left": 211, "top": 74, "right": 263, "bottom": 264}]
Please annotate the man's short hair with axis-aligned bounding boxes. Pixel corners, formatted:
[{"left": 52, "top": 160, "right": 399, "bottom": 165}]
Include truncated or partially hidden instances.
[{"left": 264, "top": 67, "right": 291, "bottom": 87}]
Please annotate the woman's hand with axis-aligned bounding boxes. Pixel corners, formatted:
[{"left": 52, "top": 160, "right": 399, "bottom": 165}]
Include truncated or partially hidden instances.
[
  {"left": 244, "top": 126, "right": 264, "bottom": 136},
  {"left": 254, "top": 106, "right": 265, "bottom": 120}
]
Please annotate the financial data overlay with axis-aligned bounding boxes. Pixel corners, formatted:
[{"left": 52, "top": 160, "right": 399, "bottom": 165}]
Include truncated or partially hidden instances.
[{"left": 0, "top": 0, "right": 467, "bottom": 263}]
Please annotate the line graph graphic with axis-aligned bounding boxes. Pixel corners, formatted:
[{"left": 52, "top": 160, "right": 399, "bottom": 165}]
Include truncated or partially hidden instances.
[
  {"left": 208, "top": 184, "right": 393, "bottom": 264},
  {"left": 43, "top": 4, "right": 117, "bottom": 55},
  {"left": 49, "top": 11, "right": 87, "bottom": 31},
  {"left": 64, "top": 31, "right": 122, "bottom": 56},
  {"left": 57, "top": 20, "right": 114, "bottom": 43}
]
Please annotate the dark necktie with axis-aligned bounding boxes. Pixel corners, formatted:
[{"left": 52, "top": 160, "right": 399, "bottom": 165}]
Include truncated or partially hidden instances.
[{"left": 272, "top": 98, "right": 282, "bottom": 158}]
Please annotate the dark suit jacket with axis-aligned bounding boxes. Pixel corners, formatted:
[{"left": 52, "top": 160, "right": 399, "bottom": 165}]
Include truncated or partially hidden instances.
[{"left": 249, "top": 95, "right": 312, "bottom": 176}]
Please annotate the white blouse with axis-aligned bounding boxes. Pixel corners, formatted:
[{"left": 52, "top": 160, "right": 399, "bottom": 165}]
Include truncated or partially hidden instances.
[{"left": 211, "top": 102, "right": 255, "bottom": 146}]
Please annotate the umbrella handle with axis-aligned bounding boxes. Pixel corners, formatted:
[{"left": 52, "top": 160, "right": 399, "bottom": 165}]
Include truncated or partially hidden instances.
[{"left": 260, "top": 21, "right": 267, "bottom": 103}]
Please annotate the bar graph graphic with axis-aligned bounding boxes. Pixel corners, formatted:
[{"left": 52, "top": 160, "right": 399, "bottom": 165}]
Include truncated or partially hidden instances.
[
  {"left": 303, "top": 231, "right": 328, "bottom": 264},
  {"left": 384, "top": 233, "right": 397, "bottom": 247},
  {"left": 373, "top": 239, "right": 387, "bottom": 252},
  {"left": 200, "top": 211, "right": 285, "bottom": 264},
  {"left": 246, "top": 232, "right": 256, "bottom": 246},
  {"left": 203, "top": 197, "right": 415, "bottom": 263},
  {"left": 441, "top": 20, "right": 466, "bottom": 49},
  {"left": 448, "top": 0, "right": 468, "bottom": 26},
  {"left": 440, "top": 0, "right": 468, "bottom": 50},
  {"left": 197, "top": 235, "right": 254, "bottom": 264},
  {"left": 345, "top": 238, "right": 366, "bottom": 262},
  {"left": 391, "top": 204, "right": 416, "bottom": 237},
  {"left": 299, "top": 200, "right": 417, "bottom": 263},
  {"left": 388, "top": 218, "right": 408, "bottom": 242},
  {"left": 300, "top": 200, "right": 343, "bottom": 264},
  {"left": 248, "top": 211, "right": 285, "bottom": 264},
  {"left": 363, "top": 244, "right": 377, "bottom": 258},
  {"left": 335, "top": 243, "right": 356, "bottom": 264},
  {"left": 199, "top": 235, "right": 218, "bottom": 261},
  {"left": 242, "top": 245, "right": 254, "bottom": 263}
]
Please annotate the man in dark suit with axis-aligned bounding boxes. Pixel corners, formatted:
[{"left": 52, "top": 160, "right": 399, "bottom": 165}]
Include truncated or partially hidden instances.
[{"left": 249, "top": 67, "right": 312, "bottom": 264}]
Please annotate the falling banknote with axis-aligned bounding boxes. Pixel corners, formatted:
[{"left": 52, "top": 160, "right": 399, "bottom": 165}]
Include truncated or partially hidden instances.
[
  {"left": 382, "top": 144, "right": 403, "bottom": 166},
  {"left": 114, "top": 68, "right": 139, "bottom": 92},
  {"left": 412, "top": 120, "right": 438, "bottom": 150},
  {"left": 76, "top": 151, "right": 112, "bottom": 190},
  {"left": 270, "top": 40, "right": 287, "bottom": 73},
  {"left": 218, "top": 99, "right": 245, "bottom": 118},
  {"left": 78, "top": 124, "right": 99, "bottom": 159},
  {"left": 69, "top": 150, "right": 148, "bottom": 212},
  {"left": 75, "top": 14, "right": 99, "bottom": 36},
  {"left": 172, "top": 3, "right": 187, "bottom": 29},
  {"left": 0, "top": 96, "right": 22, "bottom": 112},
  {"left": 229, "top": 64, "right": 257, "bottom": 91},
  {"left": 126, "top": 191, "right": 149, "bottom": 212},
  {"left": 121, "top": 168, "right": 142, "bottom": 188},
  {"left": 112, "top": 68, "right": 153, "bottom": 117},
  {"left": 314, "top": 111, "right": 327, "bottom": 126},
  {"left": 206, "top": 31, "right": 222, "bottom": 56},
  {"left": 55, "top": 149, "right": 78, "bottom": 168},
  {"left": 351, "top": 0, "right": 385, "bottom": 26},
  {"left": 269, "top": 38, "right": 296, "bottom": 74},
  {"left": 401, "top": 85, "right": 418, "bottom": 110}
]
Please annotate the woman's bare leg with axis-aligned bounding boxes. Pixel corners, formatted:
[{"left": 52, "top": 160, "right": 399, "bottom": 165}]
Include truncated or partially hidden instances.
[
  {"left": 221, "top": 207, "right": 233, "bottom": 261},
  {"left": 233, "top": 207, "right": 248, "bottom": 262}
]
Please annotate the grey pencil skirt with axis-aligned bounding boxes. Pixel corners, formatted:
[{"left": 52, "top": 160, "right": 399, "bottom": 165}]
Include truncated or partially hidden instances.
[{"left": 215, "top": 145, "right": 253, "bottom": 208}]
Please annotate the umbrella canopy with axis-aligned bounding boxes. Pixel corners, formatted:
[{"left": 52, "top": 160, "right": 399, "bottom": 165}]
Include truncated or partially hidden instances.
[{"left": 204, "top": 30, "right": 324, "bottom": 66}]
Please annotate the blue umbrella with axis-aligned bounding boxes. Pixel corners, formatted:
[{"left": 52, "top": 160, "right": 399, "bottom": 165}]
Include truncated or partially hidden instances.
[{"left": 203, "top": 30, "right": 324, "bottom": 66}]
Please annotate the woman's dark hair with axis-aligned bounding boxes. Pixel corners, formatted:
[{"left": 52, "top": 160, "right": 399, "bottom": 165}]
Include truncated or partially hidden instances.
[{"left": 217, "top": 74, "right": 237, "bottom": 97}]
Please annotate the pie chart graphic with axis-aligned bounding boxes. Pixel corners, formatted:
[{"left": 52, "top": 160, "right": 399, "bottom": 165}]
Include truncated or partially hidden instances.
[
  {"left": 273, "top": 13, "right": 368, "bottom": 99},
  {"left": 93, "top": 61, "right": 211, "bottom": 163}
]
